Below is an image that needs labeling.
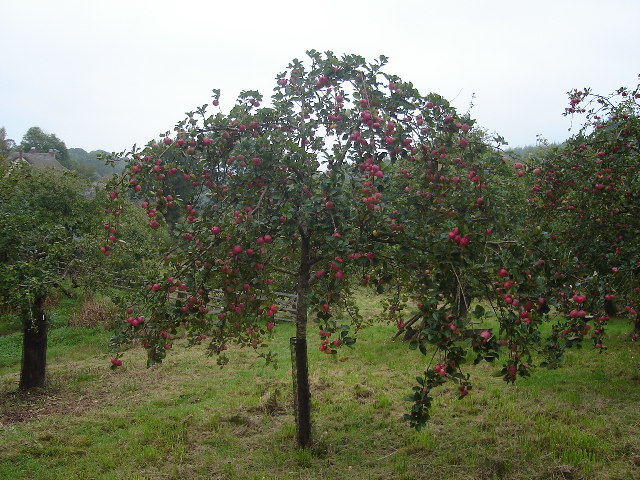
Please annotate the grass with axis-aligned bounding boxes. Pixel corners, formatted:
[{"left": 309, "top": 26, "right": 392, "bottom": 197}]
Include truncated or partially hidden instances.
[
  {"left": 0, "top": 312, "right": 21, "bottom": 336},
  {"left": 1, "top": 297, "right": 639, "bottom": 480}
]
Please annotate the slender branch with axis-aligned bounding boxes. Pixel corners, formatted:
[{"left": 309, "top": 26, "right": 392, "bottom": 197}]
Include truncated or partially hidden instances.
[
  {"left": 392, "top": 311, "right": 423, "bottom": 340},
  {"left": 449, "top": 262, "right": 469, "bottom": 317},
  {"left": 309, "top": 255, "right": 327, "bottom": 266},
  {"left": 342, "top": 297, "right": 362, "bottom": 331},
  {"left": 271, "top": 266, "right": 296, "bottom": 277},
  {"left": 54, "top": 283, "right": 75, "bottom": 299},
  {"left": 250, "top": 186, "right": 268, "bottom": 216}
]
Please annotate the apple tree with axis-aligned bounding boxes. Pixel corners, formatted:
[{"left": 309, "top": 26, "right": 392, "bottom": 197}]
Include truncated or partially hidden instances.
[
  {"left": 0, "top": 161, "right": 100, "bottom": 389},
  {"left": 104, "top": 51, "right": 503, "bottom": 443},
  {"left": 105, "top": 51, "right": 625, "bottom": 444},
  {"left": 527, "top": 80, "right": 640, "bottom": 340}
]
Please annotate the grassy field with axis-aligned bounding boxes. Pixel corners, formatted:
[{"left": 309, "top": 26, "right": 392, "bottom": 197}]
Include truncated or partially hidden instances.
[{"left": 1, "top": 298, "right": 639, "bottom": 480}]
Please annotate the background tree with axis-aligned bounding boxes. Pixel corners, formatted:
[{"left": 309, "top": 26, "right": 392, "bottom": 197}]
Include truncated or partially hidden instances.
[
  {"left": 0, "top": 127, "right": 16, "bottom": 159},
  {"left": 0, "top": 162, "right": 98, "bottom": 389},
  {"left": 19, "top": 126, "right": 70, "bottom": 166},
  {"left": 528, "top": 81, "right": 640, "bottom": 338},
  {"left": 68, "top": 148, "right": 124, "bottom": 180}
]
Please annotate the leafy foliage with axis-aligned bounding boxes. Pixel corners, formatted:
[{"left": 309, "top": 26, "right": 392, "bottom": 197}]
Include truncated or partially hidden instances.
[
  {"left": 0, "top": 127, "right": 16, "bottom": 158},
  {"left": 0, "top": 162, "right": 96, "bottom": 310},
  {"left": 528, "top": 80, "right": 640, "bottom": 340},
  {"left": 101, "top": 52, "right": 640, "bottom": 436}
]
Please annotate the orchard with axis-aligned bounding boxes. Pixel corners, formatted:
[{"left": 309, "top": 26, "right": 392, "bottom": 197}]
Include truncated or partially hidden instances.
[{"left": 102, "top": 51, "right": 639, "bottom": 448}]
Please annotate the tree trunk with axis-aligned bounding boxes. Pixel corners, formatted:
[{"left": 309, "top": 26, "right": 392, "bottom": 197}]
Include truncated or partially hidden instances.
[
  {"left": 20, "top": 294, "right": 48, "bottom": 390},
  {"left": 456, "top": 292, "right": 472, "bottom": 319},
  {"left": 604, "top": 298, "right": 617, "bottom": 317},
  {"left": 292, "top": 233, "right": 312, "bottom": 448}
]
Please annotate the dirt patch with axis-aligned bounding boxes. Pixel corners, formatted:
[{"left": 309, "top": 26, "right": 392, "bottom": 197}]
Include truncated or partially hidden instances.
[
  {"left": 0, "top": 366, "right": 120, "bottom": 427},
  {"left": 0, "top": 387, "right": 104, "bottom": 426}
]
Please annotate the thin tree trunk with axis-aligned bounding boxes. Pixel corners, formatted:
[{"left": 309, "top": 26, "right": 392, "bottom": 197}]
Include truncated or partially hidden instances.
[
  {"left": 456, "top": 292, "right": 472, "bottom": 319},
  {"left": 20, "top": 294, "right": 48, "bottom": 390},
  {"left": 293, "top": 232, "right": 312, "bottom": 448},
  {"left": 604, "top": 298, "right": 617, "bottom": 317}
]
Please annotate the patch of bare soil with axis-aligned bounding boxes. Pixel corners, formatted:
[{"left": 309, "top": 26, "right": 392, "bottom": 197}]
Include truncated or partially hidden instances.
[
  {"left": 0, "top": 370, "right": 115, "bottom": 426},
  {"left": 0, "top": 387, "right": 99, "bottom": 426}
]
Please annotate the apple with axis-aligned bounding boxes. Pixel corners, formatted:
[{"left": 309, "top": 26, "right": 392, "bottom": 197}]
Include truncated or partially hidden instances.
[
  {"left": 316, "top": 76, "right": 329, "bottom": 88},
  {"left": 572, "top": 294, "right": 586, "bottom": 303}
]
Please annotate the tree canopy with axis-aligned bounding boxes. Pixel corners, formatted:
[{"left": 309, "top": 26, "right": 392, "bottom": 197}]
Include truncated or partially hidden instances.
[
  {"left": 0, "top": 127, "right": 16, "bottom": 158},
  {"left": 96, "top": 51, "right": 639, "bottom": 447},
  {"left": 0, "top": 161, "right": 98, "bottom": 388},
  {"left": 19, "top": 127, "right": 70, "bottom": 166}
]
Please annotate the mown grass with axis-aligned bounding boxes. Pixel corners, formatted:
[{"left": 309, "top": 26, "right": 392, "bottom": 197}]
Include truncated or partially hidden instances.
[{"left": 0, "top": 298, "right": 639, "bottom": 480}]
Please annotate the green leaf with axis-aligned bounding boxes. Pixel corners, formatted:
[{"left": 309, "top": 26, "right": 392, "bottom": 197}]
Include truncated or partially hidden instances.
[{"left": 473, "top": 304, "right": 486, "bottom": 318}]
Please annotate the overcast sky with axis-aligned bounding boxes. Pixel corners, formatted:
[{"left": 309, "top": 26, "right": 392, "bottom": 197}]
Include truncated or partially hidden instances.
[{"left": 2, "top": 0, "right": 639, "bottom": 153}]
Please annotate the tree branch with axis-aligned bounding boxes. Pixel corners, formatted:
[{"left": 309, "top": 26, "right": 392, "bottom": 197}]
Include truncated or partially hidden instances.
[
  {"left": 392, "top": 311, "right": 423, "bottom": 340},
  {"left": 271, "top": 266, "right": 296, "bottom": 277}
]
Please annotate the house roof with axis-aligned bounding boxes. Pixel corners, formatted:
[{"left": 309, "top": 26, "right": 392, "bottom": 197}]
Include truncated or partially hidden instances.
[{"left": 6, "top": 149, "right": 68, "bottom": 171}]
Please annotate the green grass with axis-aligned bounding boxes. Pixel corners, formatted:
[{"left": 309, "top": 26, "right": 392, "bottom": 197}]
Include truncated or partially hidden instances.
[
  {"left": 47, "top": 294, "right": 83, "bottom": 328},
  {"left": 0, "top": 292, "right": 110, "bottom": 375},
  {"left": 0, "top": 312, "right": 21, "bottom": 336},
  {"left": 1, "top": 302, "right": 639, "bottom": 479},
  {"left": 0, "top": 326, "right": 109, "bottom": 376},
  {"left": 1, "top": 289, "right": 85, "bottom": 337}
]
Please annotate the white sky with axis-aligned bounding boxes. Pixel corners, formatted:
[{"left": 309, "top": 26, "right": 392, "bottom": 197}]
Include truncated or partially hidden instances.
[{"left": 2, "top": 0, "right": 639, "bottom": 152}]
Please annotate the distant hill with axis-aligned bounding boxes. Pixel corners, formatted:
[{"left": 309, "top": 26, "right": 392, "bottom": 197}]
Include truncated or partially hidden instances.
[
  {"left": 67, "top": 148, "right": 125, "bottom": 180},
  {"left": 507, "top": 143, "right": 561, "bottom": 160}
]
